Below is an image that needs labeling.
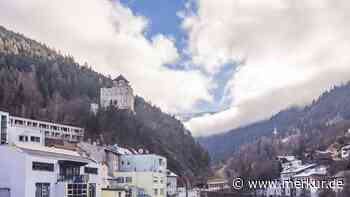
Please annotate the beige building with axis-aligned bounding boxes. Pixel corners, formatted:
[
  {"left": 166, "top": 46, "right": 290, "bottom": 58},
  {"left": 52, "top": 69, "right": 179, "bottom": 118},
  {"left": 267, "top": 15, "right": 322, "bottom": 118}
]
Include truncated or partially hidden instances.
[
  {"left": 102, "top": 188, "right": 127, "bottom": 197},
  {"left": 100, "top": 75, "right": 135, "bottom": 111},
  {"left": 207, "top": 178, "right": 230, "bottom": 192},
  {"left": 112, "top": 171, "right": 167, "bottom": 197}
]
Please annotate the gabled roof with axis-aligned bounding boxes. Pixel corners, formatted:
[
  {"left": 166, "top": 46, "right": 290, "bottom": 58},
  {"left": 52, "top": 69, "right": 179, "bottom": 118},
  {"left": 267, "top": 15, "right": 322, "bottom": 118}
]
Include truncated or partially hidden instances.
[{"left": 113, "top": 75, "right": 129, "bottom": 83}]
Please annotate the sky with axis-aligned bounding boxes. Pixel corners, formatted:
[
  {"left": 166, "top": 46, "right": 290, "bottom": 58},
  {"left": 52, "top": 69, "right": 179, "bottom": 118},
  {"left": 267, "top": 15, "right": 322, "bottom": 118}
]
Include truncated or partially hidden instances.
[{"left": 1, "top": 0, "right": 350, "bottom": 137}]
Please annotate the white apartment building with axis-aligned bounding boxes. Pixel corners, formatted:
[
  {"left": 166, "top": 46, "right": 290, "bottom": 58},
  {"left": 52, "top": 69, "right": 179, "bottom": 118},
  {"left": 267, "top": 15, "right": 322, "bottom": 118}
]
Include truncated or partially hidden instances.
[
  {"left": 119, "top": 154, "right": 167, "bottom": 173},
  {"left": 100, "top": 75, "right": 135, "bottom": 111},
  {"left": 0, "top": 111, "right": 84, "bottom": 145},
  {"left": 0, "top": 110, "right": 101, "bottom": 197},
  {"left": 0, "top": 142, "right": 102, "bottom": 197}
]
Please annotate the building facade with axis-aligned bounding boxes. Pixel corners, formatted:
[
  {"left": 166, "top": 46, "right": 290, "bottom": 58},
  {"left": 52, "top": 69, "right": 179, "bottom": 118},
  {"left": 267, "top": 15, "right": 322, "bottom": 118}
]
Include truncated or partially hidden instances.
[
  {"left": 112, "top": 171, "right": 166, "bottom": 197},
  {"left": 0, "top": 111, "right": 98, "bottom": 197},
  {"left": 100, "top": 75, "right": 134, "bottom": 111},
  {"left": 0, "top": 111, "right": 84, "bottom": 145},
  {"left": 0, "top": 143, "right": 101, "bottom": 197},
  {"left": 119, "top": 154, "right": 167, "bottom": 173},
  {"left": 166, "top": 170, "right": 177, "bottom": 196},
  {"left": 112, "top": 154, "right": 168, "bottom": 197},
  {"left": 206, "top": 179, "right": 230, "bottom": 192}
]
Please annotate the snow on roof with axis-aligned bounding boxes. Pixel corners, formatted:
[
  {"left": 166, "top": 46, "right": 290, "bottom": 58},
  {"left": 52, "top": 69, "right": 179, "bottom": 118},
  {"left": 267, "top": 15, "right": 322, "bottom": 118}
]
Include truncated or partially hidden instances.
[
  {"left": 15, "top": 142, "right": 93, "bottom": 163},
  {"left": 293, "top": 166, "right": 327, "bottom": 178},
  {"left": 111, "top": 144, "right": 133, "bottom": 155},
  {"left": 315, "top": 150, "right": 332, "bottom": 154},
  {"left": 341, "top": 144, "right": 350, "bottom": 150},
  {"left": 281, "top": 164, "right": 316, "bottom": 174},
  {"left": 277, "top": 156, "right": 297, "bottom": 162},
  {"left": 167, "top": 170, "right": 178, "bottom": 177},
  {"left": 207, "top": 178, "right": 228, "bottom": 184}
]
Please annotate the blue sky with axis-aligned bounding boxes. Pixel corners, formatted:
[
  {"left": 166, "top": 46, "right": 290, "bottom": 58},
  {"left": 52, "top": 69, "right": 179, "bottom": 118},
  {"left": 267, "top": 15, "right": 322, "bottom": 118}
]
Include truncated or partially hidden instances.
[
  {"left": 120, "top": 0, "right": 234, "bottom": 113},
  {"left": 120, "top": 0, "right": 187, "bottom": 48}
]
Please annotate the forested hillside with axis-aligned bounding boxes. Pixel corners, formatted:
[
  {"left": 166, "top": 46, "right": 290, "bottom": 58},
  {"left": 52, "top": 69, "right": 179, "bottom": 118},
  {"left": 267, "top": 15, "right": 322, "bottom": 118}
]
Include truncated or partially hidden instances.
[
  {"left": 200, "top": 81, "right": 350, "bottom": 162},
  {"left": 0, "top": 26, "right": 209, "bottom": 177}
]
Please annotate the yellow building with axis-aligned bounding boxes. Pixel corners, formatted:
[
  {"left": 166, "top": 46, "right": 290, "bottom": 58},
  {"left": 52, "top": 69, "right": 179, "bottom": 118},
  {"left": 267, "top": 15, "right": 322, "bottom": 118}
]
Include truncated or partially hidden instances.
[
  {"left": 102, "top": 188, "right": 127, "bottom": 197},
  {"left": 113, "top": 171, "right": 167, "bottom": 197}
]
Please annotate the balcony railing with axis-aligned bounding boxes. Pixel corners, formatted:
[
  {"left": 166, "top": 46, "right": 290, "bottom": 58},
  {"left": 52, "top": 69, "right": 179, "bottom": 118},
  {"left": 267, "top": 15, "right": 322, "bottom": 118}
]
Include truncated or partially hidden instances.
[{"left": 57, "top": 174, "right": 89, "bottom": 183}]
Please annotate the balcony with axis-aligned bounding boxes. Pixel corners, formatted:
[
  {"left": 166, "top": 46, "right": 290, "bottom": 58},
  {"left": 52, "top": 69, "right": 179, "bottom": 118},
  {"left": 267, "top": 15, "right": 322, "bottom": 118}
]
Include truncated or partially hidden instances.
[{"left": 57, "top": 174, "right": 89, "bottom": 183}]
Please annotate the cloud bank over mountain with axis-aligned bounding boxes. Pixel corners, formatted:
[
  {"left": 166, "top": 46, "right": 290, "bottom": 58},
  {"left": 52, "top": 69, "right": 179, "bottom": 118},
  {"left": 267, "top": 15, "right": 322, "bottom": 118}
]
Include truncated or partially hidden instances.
[{"left": 183, "top": 0, "right": 350, "bottom": 136}]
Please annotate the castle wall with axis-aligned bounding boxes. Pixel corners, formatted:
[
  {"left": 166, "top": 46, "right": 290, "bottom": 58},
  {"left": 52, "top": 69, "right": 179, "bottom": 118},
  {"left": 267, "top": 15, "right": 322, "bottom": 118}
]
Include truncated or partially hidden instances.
[{"left": 100, "top": 81, "right": 134, "bottom": 111}]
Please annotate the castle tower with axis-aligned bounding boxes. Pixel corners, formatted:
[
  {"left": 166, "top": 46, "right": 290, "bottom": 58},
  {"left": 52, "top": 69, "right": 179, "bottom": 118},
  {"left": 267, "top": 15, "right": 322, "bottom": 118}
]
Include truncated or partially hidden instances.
[{"left": 100, "top": 75, "right": 135, "bottom": 111}]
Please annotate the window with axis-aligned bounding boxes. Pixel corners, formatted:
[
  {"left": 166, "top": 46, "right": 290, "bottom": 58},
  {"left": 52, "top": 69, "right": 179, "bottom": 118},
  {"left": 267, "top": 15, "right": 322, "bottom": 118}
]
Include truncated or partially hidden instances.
[
  {"left": 160, "top": 189, "right": 164, "bottom": 195},
  {"left": 1, "top": 115, "right": 7, "bottom": 144},
  {"left": 32, "top": 162, "right": 54, "bottom": 172},
  {"left": 116, "top": 177, "right": 125, "bottom": 183},
  {"left": 125, "top": 177, "right": 132, "bottom": 183},
  {"left": 154, "top": 189, "right": 158, "bottom": 196},
  {"left": 67, "top": 183, "right": 88, "bottom": 197},
  {"left": 35, "top": 183, "right": 50, "bottom": 197},
  {"left": 0, "top": 188, "right": 10, "bottom": 197},
  {"left": 89, "top": 183, "right": 96, "bottom": 197},
  {"left": 19, "top": 135, "right": 28, "bottom": 142},
  {"left": 84, "top": 167, "right": 98, "bottom": 174},
  {"left": 31, "top": 136, "right": 41, "bottom": 143}
]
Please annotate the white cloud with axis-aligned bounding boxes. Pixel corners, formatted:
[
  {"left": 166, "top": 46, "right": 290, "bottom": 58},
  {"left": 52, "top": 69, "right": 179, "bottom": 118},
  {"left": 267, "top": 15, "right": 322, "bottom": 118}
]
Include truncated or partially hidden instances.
[
  {"left": 3, "top": 0, "right": 350, "bottom": 137},
  {"left": 0, "top": 0, "right": 213, "bottom": 113},
  {"left": 184, "top": 0, "right": 350, "bottom": 136}
]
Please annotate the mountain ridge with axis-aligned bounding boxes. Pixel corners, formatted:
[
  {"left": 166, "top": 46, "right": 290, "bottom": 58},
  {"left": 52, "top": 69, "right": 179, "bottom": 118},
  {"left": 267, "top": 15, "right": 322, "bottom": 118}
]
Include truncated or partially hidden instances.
[{"left": 199, "top": 82, "right": 350, "bottom": 162}]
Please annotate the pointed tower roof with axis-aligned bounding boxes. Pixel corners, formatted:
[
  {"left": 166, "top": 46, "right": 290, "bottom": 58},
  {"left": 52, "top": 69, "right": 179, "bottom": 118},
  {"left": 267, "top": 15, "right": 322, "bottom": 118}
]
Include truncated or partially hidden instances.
[{"left": 113, "top": 75, "right": 129, "bottom": 83}]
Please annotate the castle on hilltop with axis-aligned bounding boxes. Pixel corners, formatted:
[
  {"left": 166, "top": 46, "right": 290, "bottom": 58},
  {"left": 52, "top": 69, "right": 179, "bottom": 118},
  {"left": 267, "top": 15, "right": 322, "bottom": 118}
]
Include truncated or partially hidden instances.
[{"left": 100, "top": 75, "right": 135, "bottom": 111}]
